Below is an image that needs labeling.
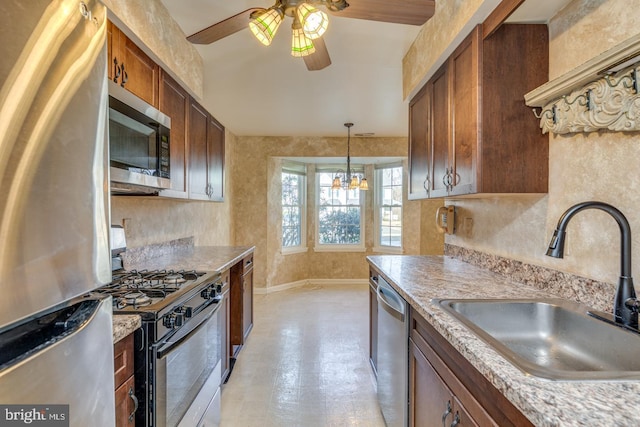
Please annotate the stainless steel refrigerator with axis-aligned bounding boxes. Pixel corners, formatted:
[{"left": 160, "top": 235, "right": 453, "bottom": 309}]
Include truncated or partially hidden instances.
[{"left": 0, "top": 0, "right": 115, "bottom": 425}]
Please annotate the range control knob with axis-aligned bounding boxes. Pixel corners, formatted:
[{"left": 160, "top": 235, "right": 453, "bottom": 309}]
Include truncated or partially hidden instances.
[
  {"left": 201, "top": 287, "right": 213, "bottom": 300},
  {"left": 163, "top": 313, "right": 177, "bottom": 329}
]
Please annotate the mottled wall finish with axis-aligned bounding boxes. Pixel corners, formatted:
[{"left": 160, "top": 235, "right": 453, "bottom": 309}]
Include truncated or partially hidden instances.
[
  {"left": 231, "top": 136, "right": 443, "bottom": 288},
  {"left": 111, "top": 130, "right": 236, "bottom": 248},
  {"left": 402, "top": 0, "right": 501, "bottom": 98},
  {"left": 102, "top": 0, "right": 204, "bottom": 98},
  {"left": 444, "top": 0, "right": 640, "bottom": 294}
]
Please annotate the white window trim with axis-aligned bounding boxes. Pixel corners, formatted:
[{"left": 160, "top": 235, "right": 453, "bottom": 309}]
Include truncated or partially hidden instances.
[
  {"left": 314, "top": 170, "right": 366, "bottom": 252},
  {"left": 374, "top": 164, "right": 403, "bottom": 252},
  {"left": 281, "top": 167, "right": 307, "bottom": 252}
]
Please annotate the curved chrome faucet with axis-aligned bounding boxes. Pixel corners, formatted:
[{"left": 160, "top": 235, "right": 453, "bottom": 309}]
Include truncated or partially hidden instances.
[{"left": 546, "top": 201, "right": 638, "bottom": 329}]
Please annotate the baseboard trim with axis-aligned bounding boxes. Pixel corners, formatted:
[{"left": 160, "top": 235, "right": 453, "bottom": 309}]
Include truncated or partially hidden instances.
[{"left": 254, "top": 279, "right": 369, "bottom": 294}]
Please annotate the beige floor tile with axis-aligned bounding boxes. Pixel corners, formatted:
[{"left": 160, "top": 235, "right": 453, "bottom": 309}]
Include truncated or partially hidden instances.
[{"left": 221, "top": 284, "right": 385, "bottom": 427}]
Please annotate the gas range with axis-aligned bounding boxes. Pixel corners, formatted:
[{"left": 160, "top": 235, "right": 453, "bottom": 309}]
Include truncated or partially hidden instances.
[
  {"left": 97, "top": 267, "right": 228, "bottom": 426},
  {"left": 100, "top": 269, "right": 218, "bottom": 314}
]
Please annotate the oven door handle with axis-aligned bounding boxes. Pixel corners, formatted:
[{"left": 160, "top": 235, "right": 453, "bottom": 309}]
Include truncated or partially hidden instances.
[{"left": 156, "top": 300, "right": 222, "bottom": 359}]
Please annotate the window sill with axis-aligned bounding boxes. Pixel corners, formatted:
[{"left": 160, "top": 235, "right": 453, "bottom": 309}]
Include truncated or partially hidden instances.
[
  {"left": 372, "top": 246, "right": 404, "bottom": 254},
  {"left": 281, "top": 246, "right": 308, "bottom": 255},
  {"left": 314, "top": 245, "right": 366, "bottom": 253}
]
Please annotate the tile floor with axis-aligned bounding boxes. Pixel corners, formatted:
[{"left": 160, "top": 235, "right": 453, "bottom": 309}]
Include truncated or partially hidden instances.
[{"left": 220, "top": 284, "right": 386, "bottom": 427}]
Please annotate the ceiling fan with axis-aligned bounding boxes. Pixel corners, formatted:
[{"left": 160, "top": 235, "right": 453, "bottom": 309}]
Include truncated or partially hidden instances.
[{"left": 187, "top": 0, "right": 436, "bottom": 71}]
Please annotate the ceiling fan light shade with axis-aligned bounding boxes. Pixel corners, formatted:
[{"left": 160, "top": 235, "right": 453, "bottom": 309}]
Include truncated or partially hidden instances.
[
  {"left": 296, "top": 3, "right": 328, "bottom": 40},
  {"left": 249, "top": 7, "right": 283, "bottom": 46},
  {"left": 291, "top": 24, "right": 315, "bottom": 57}
]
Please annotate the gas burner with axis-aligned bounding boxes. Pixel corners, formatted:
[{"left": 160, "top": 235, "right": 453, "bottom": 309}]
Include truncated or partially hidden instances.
[
  {"left": 123, "top": 291, "right": 152, "bottom": 307},
  {"left": 163, "top": 273, "right": 186, "bottom": 285}
]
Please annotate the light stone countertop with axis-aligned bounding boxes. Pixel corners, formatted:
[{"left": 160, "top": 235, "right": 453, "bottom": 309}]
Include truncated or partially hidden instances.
[
  {"left": 113, "top": 314, "right": 141, "bottom": 343},
  {"left": 367, "top": 255, "right": 640, "bottom": 427},
  {"left": 122, "top": 246, "right": 254, "bottom": 273}
]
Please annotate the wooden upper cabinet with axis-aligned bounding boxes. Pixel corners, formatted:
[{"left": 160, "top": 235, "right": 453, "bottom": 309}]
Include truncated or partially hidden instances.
[
  {"left": 107, "top": 20, "right": 159, "bottom": 108},
  {"left": 188, "top": 99, "right": 210, "bottom": 200},
  {"left": 408, "top": 23, "right": 548, "bottom": 199},
  {"left": 408, "top": 85, "right": 430, "bottom": 199},
  {"left": 159, "top": 70, "right": 189, "bottom": 198},
  {"left": 188, "top": 98, "right": 225, "bottom": 201},
  {"left": 207, "top": 115, "right": 225, "bottom": 202}
]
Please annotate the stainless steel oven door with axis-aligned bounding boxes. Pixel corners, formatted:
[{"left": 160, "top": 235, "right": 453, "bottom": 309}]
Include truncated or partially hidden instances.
[{"left": 154, "top": 299, "right": 223, "bottom": 426}]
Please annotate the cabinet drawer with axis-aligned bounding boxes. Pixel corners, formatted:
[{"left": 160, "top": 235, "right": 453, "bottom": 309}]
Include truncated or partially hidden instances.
[
  {"left": 114, "top": 333, "right": 134, "bottom": 389},
  {"left": 242, "top": 254, "right": 254, "bottom": 274},
  {"left": 115, "top": 375, "right": 136, "bottom": 427}
]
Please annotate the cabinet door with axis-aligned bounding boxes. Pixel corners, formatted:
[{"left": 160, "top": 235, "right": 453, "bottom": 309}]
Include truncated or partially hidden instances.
[
  {"left": 430, "top": 63, "right": 450, "bottom": 198},
  {"left": 118, "top": 33, "right": 159, "bottom": 107},
  {"left": 188, "top": 100, "right": 210, "bottom": 200},
  {"left": 107, "top": 21, "right": 159, "bottom": 107},
  {"left": 408, "top": 85, "right": 431, "bottom": 199},
  {"left": 449, "top": 26, "right": 480, "bottom": 196},
  {"left": 159, "top": 70, "right": 188, "bottom": 198},
  {"left": 409, "top": 339, "right": 454, "bottom": 427},
  {"left": 207, "top": 115, "right": 225, "bottom": 201},
  {"left": 115, "top": 376, "right": 136, "bottom": 427},
  {"left": 242, "top": 268, "right": 253, "bottom": 340}
]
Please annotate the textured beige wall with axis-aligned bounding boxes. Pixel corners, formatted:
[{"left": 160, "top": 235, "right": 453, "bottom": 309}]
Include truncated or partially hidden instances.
[
  {"left": 443, "top": 0, "right": 640, "bottom": 287},
  {"left": 231, "top": 136, "right": 442, "bottom": 288},
  {"left": 402, "top": 0, "right": 501, "bottom": 98},
  {"left": 111, "top": 130, "right": 235, "bottom": 248},
  {"left": 102, "top": 0, "right": 204, "bottom": 98}
]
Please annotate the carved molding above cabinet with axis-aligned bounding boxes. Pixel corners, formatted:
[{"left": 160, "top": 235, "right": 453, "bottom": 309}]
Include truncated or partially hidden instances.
[{"left": 526, "top": 33, "right": 640, "bottom": 135}]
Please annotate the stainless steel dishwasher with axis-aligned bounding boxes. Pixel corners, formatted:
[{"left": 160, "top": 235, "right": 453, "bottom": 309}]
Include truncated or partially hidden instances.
[{"left": 376, "top": 275, "right": 409, "bottom": 427}]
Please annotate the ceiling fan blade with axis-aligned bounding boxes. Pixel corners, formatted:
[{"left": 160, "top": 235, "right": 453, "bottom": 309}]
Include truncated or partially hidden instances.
[
  {"left": 304, "top": 37, "right": 331, "bottom": 71},
  {"left": 330, "top": 0, "right": 435, "bottom": 26},
  {"left": 187, "top": 8, "right": 262, "bottom": 44}
]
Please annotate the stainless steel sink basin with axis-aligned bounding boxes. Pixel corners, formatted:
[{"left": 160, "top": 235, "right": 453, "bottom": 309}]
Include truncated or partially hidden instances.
[{"left": 437, "top": 298, "right": 640, "bottom": 380}]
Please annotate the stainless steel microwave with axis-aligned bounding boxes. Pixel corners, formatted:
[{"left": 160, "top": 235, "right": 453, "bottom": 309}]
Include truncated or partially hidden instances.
[{"left": 108, "top": 80, "right": 171, "bottom": 192}]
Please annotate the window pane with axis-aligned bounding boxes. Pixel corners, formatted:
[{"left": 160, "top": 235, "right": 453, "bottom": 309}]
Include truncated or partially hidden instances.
[
  {"left": 317, "top": 171, "right": 362, "bottom": 245},
  {"left": 282, "top": 171, "right": 305, "bottom": 248},
  {"left": 377, "top": 166, "right": 402, "bottom": 248}
]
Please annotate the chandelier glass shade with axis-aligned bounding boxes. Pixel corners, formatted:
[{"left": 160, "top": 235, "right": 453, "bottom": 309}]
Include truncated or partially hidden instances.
[
  {"left": 249, "top": 7, "right": 284, "bottom": 46},
  {"left": 331, "top": 123, "right": 368, "bottom": 191}
]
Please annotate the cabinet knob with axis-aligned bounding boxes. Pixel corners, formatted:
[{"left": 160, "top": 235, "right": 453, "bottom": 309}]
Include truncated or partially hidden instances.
[{"left": 441, "top": 400, "right": 452, "bottom": 427}]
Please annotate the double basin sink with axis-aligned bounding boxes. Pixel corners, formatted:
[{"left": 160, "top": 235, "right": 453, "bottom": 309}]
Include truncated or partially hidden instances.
[{"left": 437, "top": 298, "right": 640, "bottom": 380}]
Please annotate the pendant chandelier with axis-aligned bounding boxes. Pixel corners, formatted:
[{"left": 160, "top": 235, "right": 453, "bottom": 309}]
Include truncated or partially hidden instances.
[{"left": 331, "top": 123, "right": 368, "bottom": 191}]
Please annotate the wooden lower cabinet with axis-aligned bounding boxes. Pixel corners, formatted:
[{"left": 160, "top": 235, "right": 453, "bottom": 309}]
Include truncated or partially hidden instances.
[
  {"left": 230, "top": 253, "right": 254, "bottom": 356},
  {"left": 409, "top": 307, "right": 532, "bottom": 427},
  {"left": 114, "top": 333, "right": 136, "bottom": 426}
]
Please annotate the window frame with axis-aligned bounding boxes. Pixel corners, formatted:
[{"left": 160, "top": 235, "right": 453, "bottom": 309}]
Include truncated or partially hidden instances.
[
  {"left": 314, "top": 168, "right": 366, "bottom": 252},
  {"left": 281, "top": 164, "right": 307, "bottom": 254},
  {"left": 374, "top": 163, "right": 404, "bottom": 254}
]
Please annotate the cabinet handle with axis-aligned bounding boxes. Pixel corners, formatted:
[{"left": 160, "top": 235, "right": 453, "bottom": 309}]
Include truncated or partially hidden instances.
[
  {"left": 120, "top": 63, "right": 128, "bottom": 87},
  {"left": 128, "top": 387, "right": 138, "bottom": 423},
  {"left": 441, "top": 400, "right": 452, "bottom": 427},
  {"left": 423, "top": 176, "right": 431, "bottom": 195},
  {"left": 450, "top": 411, "right": 460, "bottom": 427},
  {"left": 113, "top": 58, "right": 121, "bottom": 83}
]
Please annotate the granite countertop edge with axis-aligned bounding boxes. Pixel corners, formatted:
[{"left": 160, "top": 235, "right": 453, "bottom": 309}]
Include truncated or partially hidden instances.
[
  {"left": 367, "top": 254, "right": 640, "bottom": 427},
  {"left": 124, "top": 246, "right": 255, "bottom": 273},
  {"left": 113, "top": 314, "right": 141, "bottom": 344}
]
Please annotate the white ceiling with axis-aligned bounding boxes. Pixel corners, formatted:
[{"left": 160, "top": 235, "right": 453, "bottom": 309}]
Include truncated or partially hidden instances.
[{"left": 161, "top": 0, "right": 573, "bottom": 137}]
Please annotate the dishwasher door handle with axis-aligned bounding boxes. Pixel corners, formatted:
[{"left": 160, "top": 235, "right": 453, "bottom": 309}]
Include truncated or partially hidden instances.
[{"left": 377, "top": 284, "right": 405, "bottom": 322}]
